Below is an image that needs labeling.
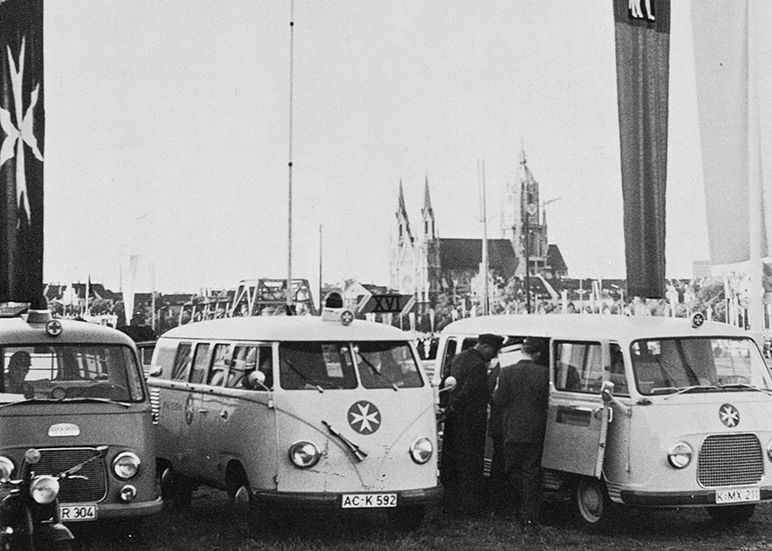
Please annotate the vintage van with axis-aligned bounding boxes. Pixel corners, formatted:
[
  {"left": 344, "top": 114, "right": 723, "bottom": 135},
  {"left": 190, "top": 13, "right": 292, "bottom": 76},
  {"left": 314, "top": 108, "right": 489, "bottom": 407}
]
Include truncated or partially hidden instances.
[
  {"left": 0, "top": 306, "right": 161, "bottom": 525},
  {"left": 435, "top": 313, "right": 772, "bottom": 528},
  {"left": 147, "top": 306, "right": 441, "bottom": 529}
]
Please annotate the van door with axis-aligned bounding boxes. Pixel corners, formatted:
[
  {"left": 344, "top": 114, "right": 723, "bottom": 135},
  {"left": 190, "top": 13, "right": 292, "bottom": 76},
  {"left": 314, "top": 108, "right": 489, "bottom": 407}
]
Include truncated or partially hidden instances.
[{"left": 541, "top": 340, "right": 609, "bottom": 478}]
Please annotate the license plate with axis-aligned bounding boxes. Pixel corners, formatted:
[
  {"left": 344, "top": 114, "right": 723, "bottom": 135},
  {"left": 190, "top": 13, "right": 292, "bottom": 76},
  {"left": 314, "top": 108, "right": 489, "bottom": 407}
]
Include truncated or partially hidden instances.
[
  {"left": 715, "top": 487, "right": 760, "bottom": 504},
  {"left": 59, "top": 504, "right": 98, "bottom": 522},
  {"left": 341, "top": 493, "right": 397, "bottom": 508}
]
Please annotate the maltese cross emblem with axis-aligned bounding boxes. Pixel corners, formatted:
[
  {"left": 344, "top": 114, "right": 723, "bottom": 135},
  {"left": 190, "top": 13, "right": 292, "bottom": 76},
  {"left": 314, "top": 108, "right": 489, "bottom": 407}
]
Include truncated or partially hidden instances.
[
  {"left": 719, "top": 403, "right": 739, "bottom": 428},
  {"left": 348, "top": 401, "right": 381, "bottom": 434}
]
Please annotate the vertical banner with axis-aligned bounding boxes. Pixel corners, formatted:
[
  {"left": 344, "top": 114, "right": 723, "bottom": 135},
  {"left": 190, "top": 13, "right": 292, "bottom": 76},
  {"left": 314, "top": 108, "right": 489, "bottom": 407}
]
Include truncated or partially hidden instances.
[
  {"left": 693, "top": 1, "right": 772, "bottom": 263},
  {"left": 0, "top": 0, "right": 44, "bottom": 303},
  {"left": 613, "top": 0, "right": 670, "bottom": 299}
]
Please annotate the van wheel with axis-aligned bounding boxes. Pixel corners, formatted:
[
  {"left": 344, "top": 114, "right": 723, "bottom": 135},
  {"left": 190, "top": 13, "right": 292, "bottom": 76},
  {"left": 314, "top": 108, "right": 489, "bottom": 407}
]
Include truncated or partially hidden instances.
[
  {"left": 574, "top": 477, "right": 615, "bottom": 531},
  {"left": 160, "top": 465, "right": 193, "bottom": 511},
  {"left": 387, "top": 505, "right": 426, "bottom": 531},
  {"left": 707, "top": 504, "right": 756, "bottom": 525}
]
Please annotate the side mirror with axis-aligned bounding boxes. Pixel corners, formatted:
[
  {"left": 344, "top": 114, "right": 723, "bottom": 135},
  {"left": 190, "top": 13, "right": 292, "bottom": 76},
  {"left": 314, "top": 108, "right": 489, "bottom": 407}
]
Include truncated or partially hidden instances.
[
  {"left": 147, "top": 364, "right": 162, "bottom": 378},
  {"left": 440, "top": 376, "right": 457, "bottom": 393},
  {"left": 601, "top": 380, "right": 614, "bottom": 403},
  {"left": 247, "top": 370, "right": 267, "bottom": 390}
]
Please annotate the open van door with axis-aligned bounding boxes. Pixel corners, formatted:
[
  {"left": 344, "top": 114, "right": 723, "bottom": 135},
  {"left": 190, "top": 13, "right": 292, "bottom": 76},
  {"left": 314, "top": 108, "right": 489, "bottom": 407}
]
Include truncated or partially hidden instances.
[{"left": 541, "top": 340, "right": 609, "bottom": 478}]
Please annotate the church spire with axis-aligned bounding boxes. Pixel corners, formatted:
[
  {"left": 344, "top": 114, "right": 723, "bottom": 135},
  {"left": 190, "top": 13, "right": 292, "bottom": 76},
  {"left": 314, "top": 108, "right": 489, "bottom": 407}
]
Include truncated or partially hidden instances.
[
  {"left": 396, "top": 180, "right": 413, "bottom": 244},
  {"left": 421, "top": 176, "right": 436, "bottom": 239}
]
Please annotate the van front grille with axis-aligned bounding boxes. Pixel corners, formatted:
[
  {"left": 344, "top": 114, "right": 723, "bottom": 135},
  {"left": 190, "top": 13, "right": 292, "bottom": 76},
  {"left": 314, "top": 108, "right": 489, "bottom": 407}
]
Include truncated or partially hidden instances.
[
  {"left": 697, "top": 433, "right": 763, "bottom": 487},
  {"left": 26, "top": 448, "right": 107, "bottom": 503}
]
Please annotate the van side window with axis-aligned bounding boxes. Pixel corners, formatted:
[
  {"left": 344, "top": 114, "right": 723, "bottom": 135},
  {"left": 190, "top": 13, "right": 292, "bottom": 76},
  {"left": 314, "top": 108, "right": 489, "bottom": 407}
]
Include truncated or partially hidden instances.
[
  {"left": 554, "top": 341, "right": 603, "bottom": 393},
  {"left": 190, "top": 343, "right": 210, "bottom": 384},
  {"left": 227, "top": 345, "right": 256, "bottom": 388},
  {"left": 172, "top": 343, "right": 193, "bottom": 381},
  {"left": 257, "top": 346, "right": 273, "bottom": 390},
  {"left": 153, "top": 340, "right": 177, "bottom": 379},
  {"left": 608, "top": 343, "right": 629, "bottom": 395},
  {"left": 207, "top": 344, "right": 230, "bottom": 386}
]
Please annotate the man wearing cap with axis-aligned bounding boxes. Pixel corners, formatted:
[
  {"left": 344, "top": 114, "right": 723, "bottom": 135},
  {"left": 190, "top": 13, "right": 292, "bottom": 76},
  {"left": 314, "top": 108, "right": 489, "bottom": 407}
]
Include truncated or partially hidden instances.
[
  {"left": 493, "top": 336, "right": 549, "bottom": 525},
  {"left": 441, "top": 333, "right": 504, "bottom": 515}
]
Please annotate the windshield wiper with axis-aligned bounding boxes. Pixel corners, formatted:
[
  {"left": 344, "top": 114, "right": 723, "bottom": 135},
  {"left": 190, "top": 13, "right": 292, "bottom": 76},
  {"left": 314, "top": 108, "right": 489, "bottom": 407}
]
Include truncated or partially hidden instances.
[
  {"left": 322, "top": 420, "right": 368, "bottom": 462},
  {"left": 717, "top": 383, "right": 772, "bottom": 395},
  {"left": 0, "top": 396, "right": 131, "bottom": 408},
  {"left": 60, "top": 397, "right": 131, "bottom": 408},
  {"left": 357, "top": 355, "right": 398, "bottom": 391},
  {"left": 282, "top": 358, "right": 324, "bottom": 392},
  {"left": 0, "top": 397, "right": 61, "bottom": 409},
  {"left": 663, "top": 385, "right": 718, "bottom": 399}
]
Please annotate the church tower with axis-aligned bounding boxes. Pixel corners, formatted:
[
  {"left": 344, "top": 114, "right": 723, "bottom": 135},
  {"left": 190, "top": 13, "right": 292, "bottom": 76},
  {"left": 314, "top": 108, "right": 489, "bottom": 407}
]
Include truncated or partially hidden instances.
[
  {"left": 389, "top": 181, "right": 418, "bottom": 295},
  {"left": 511, "top": 149, "right": 549, "bottom": 277},
  {"left": 419, "top": 177, "right": 441, "bottom": 305}
]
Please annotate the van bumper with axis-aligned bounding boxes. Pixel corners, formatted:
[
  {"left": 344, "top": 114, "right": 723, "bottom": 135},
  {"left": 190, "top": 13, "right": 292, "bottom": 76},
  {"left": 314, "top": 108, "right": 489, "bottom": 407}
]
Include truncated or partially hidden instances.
[
  {"left": 253, "top": 486, "right": 443, "bottom": 509},
  {"left": 90, "top": 496, "right": 164, "bottom": 518},
  {"left": 620, "top": 487, "right": 772, "bottom": 507}
]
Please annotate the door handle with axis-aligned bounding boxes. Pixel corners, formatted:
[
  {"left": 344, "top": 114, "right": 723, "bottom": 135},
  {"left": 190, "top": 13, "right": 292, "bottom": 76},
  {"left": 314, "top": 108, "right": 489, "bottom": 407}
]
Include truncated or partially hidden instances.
[
  {"left": 198, "top": 409, "right": 209, "bottom": 414},
  {"left": 220, "top": 410, "right": 229, "bottom": 420}
]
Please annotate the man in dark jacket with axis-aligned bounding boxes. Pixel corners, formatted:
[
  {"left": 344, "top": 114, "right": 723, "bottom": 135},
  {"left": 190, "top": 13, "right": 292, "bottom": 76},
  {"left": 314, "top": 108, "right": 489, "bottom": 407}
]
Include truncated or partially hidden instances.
[
  {"left": 493, "top": 336, "right": 549, "bottom": 524},
  {"left": 441, "top": 333, "right": 504, "bottom": 515}
]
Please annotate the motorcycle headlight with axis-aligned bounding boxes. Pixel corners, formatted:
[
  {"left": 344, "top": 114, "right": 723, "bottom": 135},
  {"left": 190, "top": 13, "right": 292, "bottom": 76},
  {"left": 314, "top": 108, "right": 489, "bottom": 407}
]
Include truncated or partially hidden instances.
[
  {"left": 288, "top": 441, "right": 320, "bottom": 469},
  {"left": 667, "top": 442, "right": 693, "bottom": 469},
  {"left": 30, "top": 475, "right": 60, "bottom": 504},
  {"left": 0, "top": 456, "right": 14, "bottom": 481},
  {"left": 409, "top": 437, "right": 434, "bottom": 465},
  {"left": 112, "top": 451, "right": 141, "bottom": 480}
]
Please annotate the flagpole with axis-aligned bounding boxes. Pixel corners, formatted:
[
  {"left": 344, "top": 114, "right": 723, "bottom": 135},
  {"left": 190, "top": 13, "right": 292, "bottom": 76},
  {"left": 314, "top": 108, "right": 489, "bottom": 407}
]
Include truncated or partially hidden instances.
[
  {"left": 286, "top": 0, "right": 295, "bottom": 313},
  {"left": 748, "top": 3, "right": 763, "bottom": 338}
]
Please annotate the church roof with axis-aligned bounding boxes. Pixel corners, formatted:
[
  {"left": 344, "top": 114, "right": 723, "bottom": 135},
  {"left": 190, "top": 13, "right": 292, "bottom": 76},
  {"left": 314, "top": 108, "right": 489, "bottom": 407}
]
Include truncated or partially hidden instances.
[
  {"left": 547, "top": 244, "right": 567, "bottom": 273},
  {"left": 439, "top": 238, "right": 517, "bottom": 278}
]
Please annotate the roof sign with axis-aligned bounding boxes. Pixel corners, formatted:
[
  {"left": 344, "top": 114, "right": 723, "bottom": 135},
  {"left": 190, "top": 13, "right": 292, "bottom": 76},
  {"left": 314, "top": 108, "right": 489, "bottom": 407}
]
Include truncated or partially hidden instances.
[{"left": 359, "top": 294, "right": 413, "bottom": 315}]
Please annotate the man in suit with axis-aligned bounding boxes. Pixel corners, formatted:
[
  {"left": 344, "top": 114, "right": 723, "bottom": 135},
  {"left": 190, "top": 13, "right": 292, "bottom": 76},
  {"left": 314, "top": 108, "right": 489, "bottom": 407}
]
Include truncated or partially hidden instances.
[
  {"left": 493, "top": 336, "right": 549, "bottom": 525},
  {"left": 441, "top": 333, "right": 504, "bottom": 515}
]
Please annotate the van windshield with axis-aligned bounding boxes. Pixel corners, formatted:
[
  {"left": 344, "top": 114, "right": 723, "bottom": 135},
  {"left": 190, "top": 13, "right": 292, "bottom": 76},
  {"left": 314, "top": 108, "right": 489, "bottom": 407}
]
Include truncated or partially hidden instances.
[
  {"left": 631, "top": 337, "right": 770, "bottom": 395},
  {"left": 0, "top": 345, "right": 145, "bottom": 403},
  {"left": 354, "top": 341, "right": 423, "bottom": 389}
]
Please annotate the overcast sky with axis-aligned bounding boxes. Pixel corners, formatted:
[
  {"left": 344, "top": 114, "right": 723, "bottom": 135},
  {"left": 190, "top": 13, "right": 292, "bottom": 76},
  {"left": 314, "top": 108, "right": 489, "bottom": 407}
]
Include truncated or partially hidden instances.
[{"left": 41, "top": 1, "right": 707, "bottom": 293}]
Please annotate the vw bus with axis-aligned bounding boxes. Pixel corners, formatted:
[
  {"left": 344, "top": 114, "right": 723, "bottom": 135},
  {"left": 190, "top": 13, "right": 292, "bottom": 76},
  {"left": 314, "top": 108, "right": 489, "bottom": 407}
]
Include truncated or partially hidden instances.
[
  {"left": 435, "top": 313, "right": 772, "bottom": 529},
  {"left": 147, "top": 306, "right": 441, "bottom": 529},
  {"left": 0, "top": 306, "right": 161, "bottom": 525}
]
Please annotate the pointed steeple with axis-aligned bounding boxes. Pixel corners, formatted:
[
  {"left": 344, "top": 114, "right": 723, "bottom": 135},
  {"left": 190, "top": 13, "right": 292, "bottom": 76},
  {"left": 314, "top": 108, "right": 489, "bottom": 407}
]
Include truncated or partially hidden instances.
[
  {"left": 396, "top": 180, "right": 413, "bottom": 244},
  {"left": 421, "top": 176, "right": 436, "bottom": 239}
]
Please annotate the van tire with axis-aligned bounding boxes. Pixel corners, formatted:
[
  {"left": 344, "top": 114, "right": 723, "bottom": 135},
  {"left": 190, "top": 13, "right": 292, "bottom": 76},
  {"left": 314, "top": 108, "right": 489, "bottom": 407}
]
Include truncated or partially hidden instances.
[
  {"left": 574, "top": 477, "right": 615, "bottom": 531},
  {"left": 387, "top": 505, "right": 426, "bottom": 531},
  {"left": 707, "top": 504, "right": 756, "bottom": 525},
  {"left": 159, "top": 465, "right": 193, "bottom": 511}
]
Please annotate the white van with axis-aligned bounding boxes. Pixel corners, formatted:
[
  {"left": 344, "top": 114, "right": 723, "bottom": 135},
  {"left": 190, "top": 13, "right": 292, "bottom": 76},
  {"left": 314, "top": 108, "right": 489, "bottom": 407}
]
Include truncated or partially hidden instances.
[
  {"left": 147, "top": 307, "right": 440, "bottom": 530},
  {"left": 435, "top": 313, "right": 772, "bottom": 528}
]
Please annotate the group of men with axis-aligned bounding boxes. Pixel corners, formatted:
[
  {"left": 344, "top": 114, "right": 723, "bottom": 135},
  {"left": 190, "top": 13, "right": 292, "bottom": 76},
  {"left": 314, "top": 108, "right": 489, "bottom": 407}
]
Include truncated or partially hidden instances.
[{"left": 440, "top": 333, "right": 549, "bottom": 525}]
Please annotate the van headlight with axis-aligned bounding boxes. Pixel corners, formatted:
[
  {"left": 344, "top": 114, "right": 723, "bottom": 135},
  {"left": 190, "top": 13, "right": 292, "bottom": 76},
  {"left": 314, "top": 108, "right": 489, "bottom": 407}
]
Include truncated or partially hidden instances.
[
  {"left": 288, "top": 441, "right": 321, "bottom": 469},
  {"left": 113, "top": 451, "right": 141, "bottom": 480},
  {"left": 767, "top": 440, "right": 772, "bottom": 461},
  {"left": 30, "top": 475, "right": 60, "bottom": 504},
  {"left": 667, "top": 442, "right": 693, "bottom": 469},
  {"left": 409, "top": 437, "right": 434, "bottom": 464},
  {"left": 0, "top": 456, "right": 14, "bottom": 481}
]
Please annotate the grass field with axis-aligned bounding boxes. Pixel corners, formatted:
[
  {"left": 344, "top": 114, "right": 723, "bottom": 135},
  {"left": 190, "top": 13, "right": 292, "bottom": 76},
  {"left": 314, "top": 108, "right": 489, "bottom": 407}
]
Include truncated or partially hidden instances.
[{"left": 69, "top": 487, "right": 772, "bottom": 551}]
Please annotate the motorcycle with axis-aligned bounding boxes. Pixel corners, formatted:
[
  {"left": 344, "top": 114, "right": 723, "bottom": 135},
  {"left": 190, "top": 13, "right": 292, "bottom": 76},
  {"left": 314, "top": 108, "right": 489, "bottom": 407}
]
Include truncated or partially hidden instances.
[{"left": 0, "top": 446, "right": 108, "bottom": 551}]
